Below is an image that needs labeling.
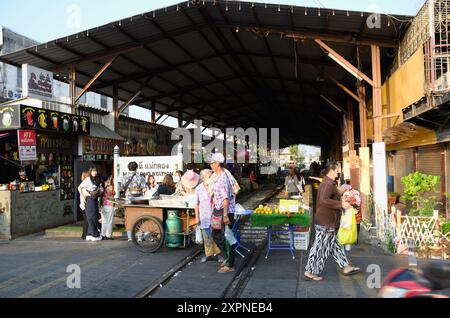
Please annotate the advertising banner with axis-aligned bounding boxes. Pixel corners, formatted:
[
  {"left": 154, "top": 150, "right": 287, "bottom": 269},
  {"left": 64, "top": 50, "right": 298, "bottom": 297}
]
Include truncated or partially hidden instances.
[
  {"left": 17, "top": 129, "right": 37, "bottom": 161},
  {"left": 22, "top": 64, "right": 53, "bottom": 100}
]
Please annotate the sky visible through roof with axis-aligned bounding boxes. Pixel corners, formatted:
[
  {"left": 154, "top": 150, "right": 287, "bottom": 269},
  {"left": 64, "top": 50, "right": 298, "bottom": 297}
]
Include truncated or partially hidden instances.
[{"left": 1, "top": 0, "right": 426, "bottom": 43}]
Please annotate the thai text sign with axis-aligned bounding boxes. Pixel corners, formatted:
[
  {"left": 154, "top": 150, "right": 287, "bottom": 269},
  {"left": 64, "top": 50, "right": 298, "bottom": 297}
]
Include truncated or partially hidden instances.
[
  {"left": 118, "top": 156, "right": 181, "bottom": 183},
  {"left": 17, "top": 129, "right": 37, "bottom": 161}
]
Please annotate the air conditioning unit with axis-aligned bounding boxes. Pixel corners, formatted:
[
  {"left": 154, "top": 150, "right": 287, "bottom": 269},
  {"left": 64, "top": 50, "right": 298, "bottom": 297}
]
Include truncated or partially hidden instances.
[{"left": 434, "top": 72, "right": 450, "bottom": 91}]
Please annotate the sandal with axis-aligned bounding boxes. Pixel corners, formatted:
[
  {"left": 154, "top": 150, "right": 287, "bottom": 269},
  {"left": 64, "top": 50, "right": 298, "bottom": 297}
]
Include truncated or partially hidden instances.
[
  {"left": 218, "top": 266, "right": 235, "bottom": 274},
  {"left": 303, "top": 272, "right": 323, "bottom": 281},
  {"left": 343, "top": 266, "right": 360, "bottom": 276}
]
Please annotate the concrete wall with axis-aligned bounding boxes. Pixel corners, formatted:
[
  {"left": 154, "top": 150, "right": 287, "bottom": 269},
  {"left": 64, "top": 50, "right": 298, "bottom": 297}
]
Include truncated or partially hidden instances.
[
  {"left": 367, "top": 48, "right": 426, "bottom": 140},
  {"left": 0, "top": 191, "right": 75, "bottom": 239}
]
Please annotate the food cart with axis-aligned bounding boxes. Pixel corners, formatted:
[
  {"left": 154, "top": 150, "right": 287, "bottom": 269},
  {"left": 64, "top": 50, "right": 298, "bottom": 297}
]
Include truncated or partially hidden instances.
[
  {"left": 113, "top": 145, "right": 199, "bottom": 253},
  {"left": 114, "top": 195, "right": 197, "bottom": 253}
]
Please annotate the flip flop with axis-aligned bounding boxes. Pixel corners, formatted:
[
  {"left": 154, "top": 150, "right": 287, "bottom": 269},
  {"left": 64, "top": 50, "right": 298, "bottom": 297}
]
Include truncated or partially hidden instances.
[
  {"left": 303, "top": 273, "right": 323, "bottom": 281},
  {"left": 343, "top": 267, "right": 360, "bottom": 276}
]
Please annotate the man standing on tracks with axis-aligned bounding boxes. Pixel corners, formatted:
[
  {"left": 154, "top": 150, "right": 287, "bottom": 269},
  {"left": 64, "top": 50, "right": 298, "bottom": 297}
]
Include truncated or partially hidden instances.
[{"left": 209, "top": 153, "right": 236, "bottom": 274}]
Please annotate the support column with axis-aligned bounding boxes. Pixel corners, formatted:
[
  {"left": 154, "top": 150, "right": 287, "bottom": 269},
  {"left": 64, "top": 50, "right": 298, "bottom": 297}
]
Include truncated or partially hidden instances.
[
  {"left": 357, "top": 80, "right": 371, "bottom": 220},
  {"left": 151, "top": 101, "right": 156, "bottom": 123},
  {"left": 114, "top": 145, "right": 120, "bottom": 200},
  {"left": 371, "top": 44, "right": 388, "bottom": 226},
  {"left": 357, "top": 82, "right": 367, "bottom": 148},
  {"left": 113, "top": 85, "right": 119, "bottom": 133},
  {"left": 69, "top": 66, "right": 76, "bottom": 111},
  {"left": 347, "top": 98, "right": 355, "bottom": 151},
  {"left": 178, "top": 110, "right": 183, "bottom": 128}
]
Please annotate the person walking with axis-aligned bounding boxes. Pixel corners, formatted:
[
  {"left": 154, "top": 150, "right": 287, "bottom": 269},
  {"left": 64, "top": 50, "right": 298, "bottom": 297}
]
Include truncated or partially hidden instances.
[
  {"left": 304, "top": 162, "right": 360, "bottom": 281},
  {"left": 209, "top": 153, "right": 236, "bottom": 274},
  {"left": 195, "top": 169, "right": 224, "bottom": 263},
  {"left": 100, "top": 174, "right": 116, "bottom": 240},
  {"left": 78, "top": 170, "right": 90, "bottom": 240},
  {"left": 285, "top": 168, "right": 301, "bottom": 198},
  {"left": 340, "top": 183, "right": 362, "bottom": 246},
  {"left": 79, "top": 167, "right": 103, "bottom": 242}
]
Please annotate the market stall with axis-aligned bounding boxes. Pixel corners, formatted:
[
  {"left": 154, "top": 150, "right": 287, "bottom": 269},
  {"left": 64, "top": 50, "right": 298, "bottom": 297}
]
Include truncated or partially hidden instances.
[
  {"left": 251, "top": 199, "right": 311, "bottom": 259},
  {"left": 0, "top": 104, "right": 89, "bottom": 239}
]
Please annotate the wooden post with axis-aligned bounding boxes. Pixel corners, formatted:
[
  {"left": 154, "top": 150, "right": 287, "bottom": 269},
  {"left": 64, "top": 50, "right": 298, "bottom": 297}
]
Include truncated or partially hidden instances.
[
  {"left": 178, "top": 110, "right": 183, "bottom": 128},
  {"left": 347, "top": 98, "right": 355, "bottom": 151},
  {"left": 371, "top": 45, "right": 388, "bottom": 227},
  {"left": 113, "top": 85, "right": 119, "bottom": 133},
  {"left": 372, "top": 45, "right": 383, "bottom": 143},
  {"left": 357, "top": 82, "right": 367, "bottom": 148},
  {"left": 69, "top": 66, "right": 76, "bottom": 110},
  {"left": 151, "top": 101, "right": 156, "bottom": 123}
]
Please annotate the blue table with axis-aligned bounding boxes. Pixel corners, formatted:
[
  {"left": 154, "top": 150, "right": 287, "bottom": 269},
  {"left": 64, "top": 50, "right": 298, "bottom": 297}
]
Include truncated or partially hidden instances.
[{"left": 265, "top": 224, "right": 296, "bottom": 260}]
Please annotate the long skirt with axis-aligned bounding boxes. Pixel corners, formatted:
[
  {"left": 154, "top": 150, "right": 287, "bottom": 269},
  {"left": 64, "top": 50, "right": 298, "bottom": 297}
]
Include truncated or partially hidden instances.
[
  {"left": 201, "top": 229, "right": 221, "bottom": 257},
  {"left": 85, "top": 197, "right": 101, "bottom": 238}
]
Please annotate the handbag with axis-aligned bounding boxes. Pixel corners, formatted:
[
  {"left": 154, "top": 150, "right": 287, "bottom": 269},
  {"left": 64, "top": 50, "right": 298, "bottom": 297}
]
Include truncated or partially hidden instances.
[
  {"left": 211, "top": 209, "right": 223, "bottom": 230},
  {"left": 338, "top": 208, "right": 358, "bottom": 245}
]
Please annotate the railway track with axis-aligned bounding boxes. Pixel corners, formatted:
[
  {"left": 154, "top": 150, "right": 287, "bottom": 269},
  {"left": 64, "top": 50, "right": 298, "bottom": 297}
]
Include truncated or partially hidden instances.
[{"left": 135, "top": 184, "right": 283, "bottom": 299}]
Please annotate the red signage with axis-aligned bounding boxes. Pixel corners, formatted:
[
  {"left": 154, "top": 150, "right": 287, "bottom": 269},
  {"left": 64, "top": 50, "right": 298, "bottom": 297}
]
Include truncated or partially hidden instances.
[
  {"left": 18, "top": 129, "right": 37, "bottom": 161},
  {"left": 18, "top": 130, "right": 37, "bottom": 146}
]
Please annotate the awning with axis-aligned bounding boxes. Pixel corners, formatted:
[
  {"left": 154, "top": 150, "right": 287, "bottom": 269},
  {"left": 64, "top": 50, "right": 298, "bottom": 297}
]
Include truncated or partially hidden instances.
[
  {"left": 384, "top": 122, "right": 437, "bottom": 151},
  {"left": 88, "top": 123, "right": 125, "bottom": 141}
]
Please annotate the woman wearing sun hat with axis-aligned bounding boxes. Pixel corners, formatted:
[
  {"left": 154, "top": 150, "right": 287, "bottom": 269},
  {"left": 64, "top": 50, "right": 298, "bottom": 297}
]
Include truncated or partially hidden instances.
[{"left": 176, "top": 169, "right": 201, "bottom": 196}]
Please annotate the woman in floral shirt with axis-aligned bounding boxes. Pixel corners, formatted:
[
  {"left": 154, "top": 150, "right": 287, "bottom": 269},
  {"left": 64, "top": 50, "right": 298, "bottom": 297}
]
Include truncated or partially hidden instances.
[
  {"left": 340, "top": 184, "right": 362, "bottom": 245},
  {"left": 101, "top": 174, "right": 116, "bottom": 240}
]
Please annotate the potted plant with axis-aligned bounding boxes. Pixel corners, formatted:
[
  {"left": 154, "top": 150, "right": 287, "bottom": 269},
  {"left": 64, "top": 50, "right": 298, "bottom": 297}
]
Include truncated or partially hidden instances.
[{"left": 400, "top": 172, "right": 442, "bottom": 216}]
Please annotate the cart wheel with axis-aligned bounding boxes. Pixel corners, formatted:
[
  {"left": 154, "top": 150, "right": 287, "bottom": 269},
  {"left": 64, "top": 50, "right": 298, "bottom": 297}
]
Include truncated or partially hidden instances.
[{"left": 132, "top": 216, "right": 164, "bottom": 253}]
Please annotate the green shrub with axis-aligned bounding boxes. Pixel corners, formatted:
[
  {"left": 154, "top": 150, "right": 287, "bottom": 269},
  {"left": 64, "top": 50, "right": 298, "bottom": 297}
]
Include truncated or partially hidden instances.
[
  {"left": 387, "top": 233, "right": 397, "bottom": 254},
  {"left": 442, "top": 222, "right": 450, "bottom": 235},
  {"left": 400, "top": 172, "right": 442, "bottom": 215}
]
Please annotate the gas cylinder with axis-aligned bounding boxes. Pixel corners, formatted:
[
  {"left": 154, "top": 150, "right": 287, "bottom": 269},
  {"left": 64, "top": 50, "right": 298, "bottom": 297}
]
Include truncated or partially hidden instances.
[{"left": 166, "top": 210, "right": 183, "bottom": 248}]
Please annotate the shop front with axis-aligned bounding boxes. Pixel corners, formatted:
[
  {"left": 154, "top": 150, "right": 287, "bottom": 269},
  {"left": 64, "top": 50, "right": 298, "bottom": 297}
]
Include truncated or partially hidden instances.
[
  {"left": 74, "top": 123, "right": 125, "bottom": 221},
  {"left": 0, "top": 104, "right": 89, "bottom": 239}
]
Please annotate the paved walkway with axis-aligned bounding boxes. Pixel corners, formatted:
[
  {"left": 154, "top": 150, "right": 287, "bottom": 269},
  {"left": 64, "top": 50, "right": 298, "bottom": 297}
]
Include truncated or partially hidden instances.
[
  {"left": 240, "top": 243, "right": 405, "bottom": 298},
  {"left": 0, "top": 235, "right": 194, "bottom": 298}
]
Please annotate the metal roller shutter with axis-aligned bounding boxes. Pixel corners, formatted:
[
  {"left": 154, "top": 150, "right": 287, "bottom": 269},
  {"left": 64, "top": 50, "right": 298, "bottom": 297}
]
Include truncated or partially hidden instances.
[
  {"left": 417, "top": 144, "right": 445, "bottom": 212},
  {"left": 393, "top": 149, "right": 415, "bottom": 195}
]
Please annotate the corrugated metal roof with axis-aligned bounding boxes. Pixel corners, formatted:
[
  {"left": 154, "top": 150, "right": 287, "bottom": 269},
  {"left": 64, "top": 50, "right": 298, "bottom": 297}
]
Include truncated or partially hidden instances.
[
  {"left": 89, "top": 123, "right": 126, "bottom": 141},
  {"left": 0, "top": 0, "right": 413, "bottom": 147}
]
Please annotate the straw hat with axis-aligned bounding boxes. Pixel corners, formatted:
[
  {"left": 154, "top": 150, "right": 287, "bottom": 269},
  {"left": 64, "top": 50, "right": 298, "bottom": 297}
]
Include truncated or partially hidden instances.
[{"left": 181, "top": 170, "right": 200, "bottom": 189}]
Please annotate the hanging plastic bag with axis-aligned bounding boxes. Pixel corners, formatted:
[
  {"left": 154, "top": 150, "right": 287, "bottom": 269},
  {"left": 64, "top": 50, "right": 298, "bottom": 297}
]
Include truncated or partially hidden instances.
[
  {"left": 224, "top": 226, "right": 237, "bottom": 246},
  {"left": 195, "top": 227, "right": 203, "bottom": 245},
  {"left": 338, "top": 208, "right": 358, "bottom": 245},
  {"left": 235, "top": 203, "right": 246, "bottom": 215}
]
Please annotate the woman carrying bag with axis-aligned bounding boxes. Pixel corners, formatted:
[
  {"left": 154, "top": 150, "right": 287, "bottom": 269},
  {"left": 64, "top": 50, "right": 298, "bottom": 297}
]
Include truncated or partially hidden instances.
[{"left": 304, "top": 162, "right": 360, "bottom": 281}]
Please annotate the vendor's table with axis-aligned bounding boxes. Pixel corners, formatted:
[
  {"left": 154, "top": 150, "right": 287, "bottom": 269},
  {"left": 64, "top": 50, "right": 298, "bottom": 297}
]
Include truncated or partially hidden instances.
[{"left": 251, "top": 212, "right": 311, "bottom": 260}]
